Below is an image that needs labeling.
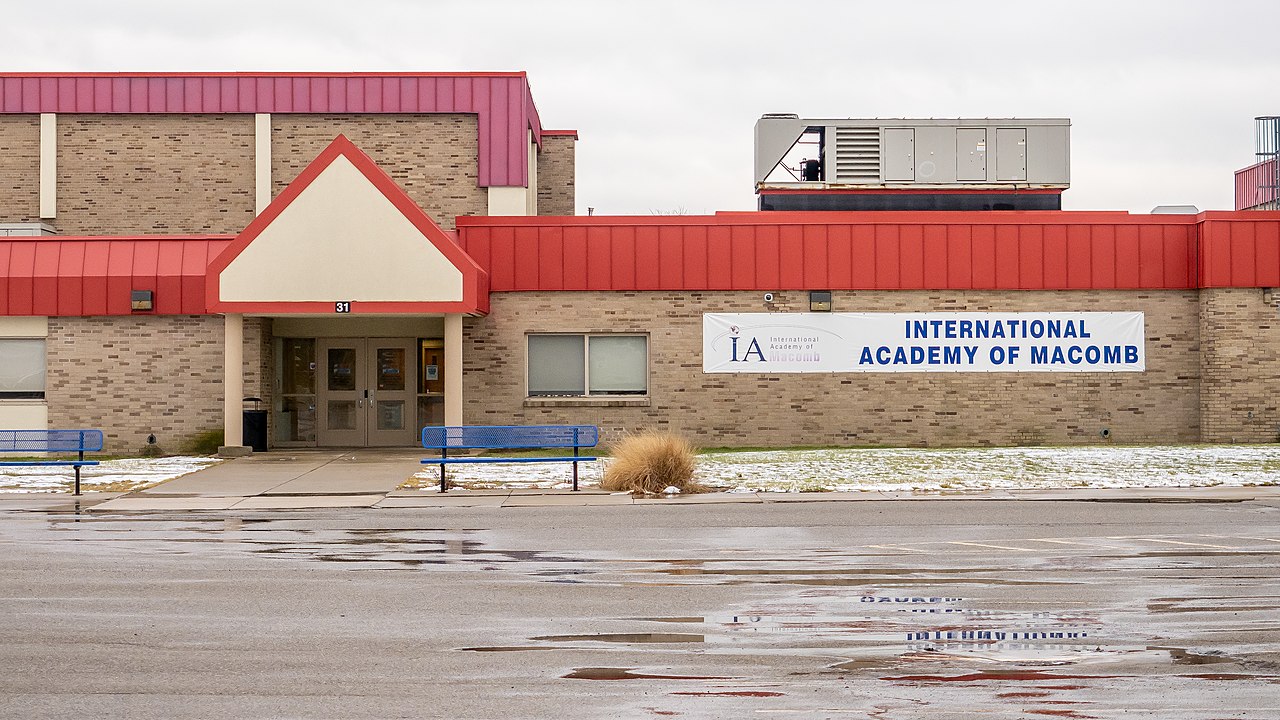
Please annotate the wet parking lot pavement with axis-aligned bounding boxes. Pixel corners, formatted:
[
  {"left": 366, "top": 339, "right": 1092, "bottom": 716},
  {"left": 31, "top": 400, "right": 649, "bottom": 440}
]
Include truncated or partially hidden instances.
[{"left": 1, "top": 497, "right": 1278, "bottom": 718}]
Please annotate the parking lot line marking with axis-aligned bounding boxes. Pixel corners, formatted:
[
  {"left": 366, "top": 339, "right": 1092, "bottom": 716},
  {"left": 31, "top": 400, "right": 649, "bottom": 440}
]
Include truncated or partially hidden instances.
[
  {"left": 1022, "top": 537, "right": 1125, "bottom": 548},
  {"left": 1205, "top": 534, "right": 1280, "bottom": 544},
  {"left": 1129, "top": 538, "right": 1233, "bottom": 549},
  {"left": 863, "top": 544, "right": 929, "bottom": 553},
  {"left": 946, "top": 541, "right": 1035, "bottom": 552}
]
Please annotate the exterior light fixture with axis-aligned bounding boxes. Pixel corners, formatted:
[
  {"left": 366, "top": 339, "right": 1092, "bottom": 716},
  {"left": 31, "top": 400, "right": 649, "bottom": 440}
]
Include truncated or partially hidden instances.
[
  {"left": 131, "top": 290, "right": 154, "bottom": 311},
  {"left": 809, "top": 291, "right": 832, "bottom": 312}
]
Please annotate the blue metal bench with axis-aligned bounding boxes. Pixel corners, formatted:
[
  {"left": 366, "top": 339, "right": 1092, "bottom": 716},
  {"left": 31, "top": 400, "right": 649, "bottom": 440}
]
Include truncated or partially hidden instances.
[
  {"left": 0, "top": 429, "right": 104, "bottom": 496},
  {"left": 421, "top": 425, "right": 599, "bottom": 493}
]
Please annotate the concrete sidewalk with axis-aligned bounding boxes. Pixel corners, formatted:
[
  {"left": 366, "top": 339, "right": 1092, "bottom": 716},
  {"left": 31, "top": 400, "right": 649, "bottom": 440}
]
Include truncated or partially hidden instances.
[{"left": 2, "top": 448, "right": 1277, "bottom": 512}]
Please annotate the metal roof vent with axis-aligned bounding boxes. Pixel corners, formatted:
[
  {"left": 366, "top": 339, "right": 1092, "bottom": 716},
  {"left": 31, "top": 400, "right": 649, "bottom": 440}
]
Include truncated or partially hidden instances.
[
  {"left": 1150, "top": 205, "right": 1200, "bottom": 214},
  {"left": 833, "top": 127, "right": 881, "bottom": 182}
]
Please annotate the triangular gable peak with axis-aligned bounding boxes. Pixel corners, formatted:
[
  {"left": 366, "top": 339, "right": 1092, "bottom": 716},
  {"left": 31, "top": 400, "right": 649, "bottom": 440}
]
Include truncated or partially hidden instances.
[{"left": 207, "top": 135, "right": 488, "bottom": 315}]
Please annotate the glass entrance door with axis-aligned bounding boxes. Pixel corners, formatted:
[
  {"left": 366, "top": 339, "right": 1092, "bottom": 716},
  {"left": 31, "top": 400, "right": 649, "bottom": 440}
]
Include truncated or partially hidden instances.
[
  {"left": 317, "top": 339, "right": 366, "bottom": 446},
  {"left": 315, "top": 338, "right": 418, "bottom": 447},
  {"left": 367, "top": 339, "right": 417, "bottom": 447}
]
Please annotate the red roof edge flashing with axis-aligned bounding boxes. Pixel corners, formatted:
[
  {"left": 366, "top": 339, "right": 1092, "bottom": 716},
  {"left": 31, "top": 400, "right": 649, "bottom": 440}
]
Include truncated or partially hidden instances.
[
  {"left": 456, "top": 210, "right": 1217, "bottom": 228},
  {"left": 0, "top": 71, "right": 529, "bottom": 79},
  {"left": 757, "top": 187, "right": 1065, "bottom": 195}
]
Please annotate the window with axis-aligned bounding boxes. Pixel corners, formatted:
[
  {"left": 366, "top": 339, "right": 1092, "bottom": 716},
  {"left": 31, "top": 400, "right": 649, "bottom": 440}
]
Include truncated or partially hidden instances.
[
  {"left": 0, "top": 338, "right": 45, "bottom": 399},
  {"left": 528, "top": 334, "right": 647, "bottom": 397}
]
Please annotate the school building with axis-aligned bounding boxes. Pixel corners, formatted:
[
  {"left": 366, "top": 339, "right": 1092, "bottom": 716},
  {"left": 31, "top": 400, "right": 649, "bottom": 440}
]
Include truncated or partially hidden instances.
[{"left": 2, "top": 73, "right": 1280, "bottom": 454}]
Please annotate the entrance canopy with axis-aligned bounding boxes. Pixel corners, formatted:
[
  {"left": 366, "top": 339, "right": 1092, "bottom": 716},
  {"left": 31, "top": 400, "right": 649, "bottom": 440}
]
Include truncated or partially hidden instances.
[{"left": 207, "top": 135, "right": 489, "bottom": 316}]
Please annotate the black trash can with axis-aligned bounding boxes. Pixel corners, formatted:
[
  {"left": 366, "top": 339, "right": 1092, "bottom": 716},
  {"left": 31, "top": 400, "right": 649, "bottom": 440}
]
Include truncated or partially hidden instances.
[{"left": 242, "top": 397, "right": 268, "bottom": 452}]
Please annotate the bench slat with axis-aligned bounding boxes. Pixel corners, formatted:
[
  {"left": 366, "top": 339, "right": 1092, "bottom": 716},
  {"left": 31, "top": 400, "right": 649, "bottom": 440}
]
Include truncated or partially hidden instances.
[
  {"left": 0, "top": 430, "right": 104, "bottom": 453},
  {"left": 422, "top": 425, "right": 597, "bottom": 450},
  {"left": 0, "top": 461, "right": 100, "bottom": 467},
  {"left": 422, "top": 457, "right": 598, "bottom": 465}
]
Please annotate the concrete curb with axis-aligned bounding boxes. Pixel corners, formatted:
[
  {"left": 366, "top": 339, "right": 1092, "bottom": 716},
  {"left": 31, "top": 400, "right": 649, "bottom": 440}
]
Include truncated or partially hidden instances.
[{"left": 2, "top": 484, "right": 1275, "bottom": 513}]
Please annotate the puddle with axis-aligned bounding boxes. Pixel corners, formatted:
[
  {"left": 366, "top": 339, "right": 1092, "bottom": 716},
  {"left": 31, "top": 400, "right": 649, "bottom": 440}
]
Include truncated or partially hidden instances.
[
  {"left": 670, "top": 686, "right": 778, "bottom": 691},
  {"left": 534, "top": 633, "right": 704, "bottom": 644},
  {"left": 1149, "top": 598, "right": 1280, "bottom": 614},
  {"left": 829, "top": 659, "right": 893, "bottom": 671},
  {"left": 1161, "top": 647, "right": 1233, "bottom": 665},
  {"left": 563, "top": 668, "right": 730, "bottom": 681},
  {"left": 882, "top": 671, "right": 1120, "bottom": 682},
  {"left": 1040, "top": 685, "right": 1086, "bottom": 690},
  {"left": 1182, "top": 673, "right": 1277, "bottom": 680},
  {"left": 460, "top": 646, "right": 561, "bottom": 652}
]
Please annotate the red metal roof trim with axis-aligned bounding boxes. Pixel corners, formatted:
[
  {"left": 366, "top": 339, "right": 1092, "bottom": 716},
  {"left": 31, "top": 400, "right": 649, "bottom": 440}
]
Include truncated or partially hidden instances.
[
  {"left": 206, "top": 134, "right": 489, "bottom": 316},
  {"left": 0, "top": 73, "right": 539, "bottom": 187},
  {"left": 758, "top": 188, "right": 1064, "bottom": 195},
  {"left": 456, "top": 212, "right": 1280, "bottom": 293},
  {"left": 0, "top": 236, "right": 231, "bottom": 316},
  {"left": 1199, "top": 213, "right": 1280, "bottom": 287}
]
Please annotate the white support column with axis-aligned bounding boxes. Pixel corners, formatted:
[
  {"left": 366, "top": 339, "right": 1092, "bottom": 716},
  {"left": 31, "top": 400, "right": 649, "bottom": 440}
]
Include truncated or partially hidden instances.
[
  {"left": 219, "top": 313, "right": 251, "bottom": 456},
  {"left": 445, "top": 314, "right": 463, "bottom": 426},
  {"left": 254, "top": 113, "right": 271, "bottom": 214},
  {"left": 39, "top": 113, "right": 56, "bottom": 219}
]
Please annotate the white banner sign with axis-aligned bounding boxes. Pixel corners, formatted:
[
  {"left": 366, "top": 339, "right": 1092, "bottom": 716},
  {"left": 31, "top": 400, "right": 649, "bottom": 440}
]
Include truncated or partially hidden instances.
[{"left": 703, "top": 312, "right": 1145, "bottom": 373}]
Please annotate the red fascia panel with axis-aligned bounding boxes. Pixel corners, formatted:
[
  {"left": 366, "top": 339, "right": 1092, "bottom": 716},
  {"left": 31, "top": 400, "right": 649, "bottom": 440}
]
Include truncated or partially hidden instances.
[
  {"left": 0, "top": 236, "right": 230, "bottom": 316},
  {"left": 457, "top": 212, "right": 1235, "bottom": 293},
  {"left": 0, "top": 72, "right": 539, "bottom": 188},
  {"left": 1200, "top": 213, "right": 1280, "bottom": 287}
]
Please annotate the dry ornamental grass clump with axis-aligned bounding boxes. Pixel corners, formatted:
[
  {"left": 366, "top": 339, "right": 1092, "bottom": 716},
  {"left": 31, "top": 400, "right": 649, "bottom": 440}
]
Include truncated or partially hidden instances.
[{"left": 601, "top": 431, "right": 705, "bottom": 495}]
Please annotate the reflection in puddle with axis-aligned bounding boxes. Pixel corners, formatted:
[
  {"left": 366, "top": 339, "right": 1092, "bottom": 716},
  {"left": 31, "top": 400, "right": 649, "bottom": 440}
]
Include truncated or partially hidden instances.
[
  {"left": 563, "top": 667, "right": 729, "bottom": 681},
  {"left": 460, "top": 646, "right": 560, "bottom": 652},
  {"left": 534, "top": 633, "right": 704, "bottom": 644},
  {"left": 670, "top": 686, "right": 778, "bottom": 691},
  {"left": 882, "top": 670, "right": 1120, "bottom": 682},
  {"left": 829, "top": 659, "right": 893, "bottom": 672},
  {"left": 1162, "top": 647, "right": 1232, "bottom": 665},
  {"left": 1183, "top": 673, "right": 1278, "bottom": 680}
]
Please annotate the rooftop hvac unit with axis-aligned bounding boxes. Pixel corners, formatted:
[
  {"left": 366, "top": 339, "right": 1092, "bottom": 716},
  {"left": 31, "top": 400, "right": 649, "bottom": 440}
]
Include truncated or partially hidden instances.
[{"left": 755, "top": 116, "right": 1070, "bottom": 188}]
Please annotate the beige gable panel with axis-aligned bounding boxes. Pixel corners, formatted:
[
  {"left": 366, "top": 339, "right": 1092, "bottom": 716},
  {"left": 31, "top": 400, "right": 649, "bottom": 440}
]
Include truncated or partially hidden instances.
[{"left": 220, "top": 156, "right": 463, "bottom": 303}]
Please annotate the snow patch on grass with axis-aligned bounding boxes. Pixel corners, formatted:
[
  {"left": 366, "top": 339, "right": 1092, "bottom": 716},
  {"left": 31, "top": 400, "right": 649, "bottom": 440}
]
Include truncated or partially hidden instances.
[
  {"left": 409, "top": 445, "right": 1280, "bottom": 493},
  {"left": 0, "top": 456, "right": 222, "bottom": 493},
  {"left": 697, "top": 445, "right": 1280, "bottom": 493}
]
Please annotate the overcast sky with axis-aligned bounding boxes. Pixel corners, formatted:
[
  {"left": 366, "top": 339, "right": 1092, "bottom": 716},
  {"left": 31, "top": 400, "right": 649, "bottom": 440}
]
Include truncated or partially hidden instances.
[{"left": 9, "top": 0, "right": 1277, "bottom": 215}]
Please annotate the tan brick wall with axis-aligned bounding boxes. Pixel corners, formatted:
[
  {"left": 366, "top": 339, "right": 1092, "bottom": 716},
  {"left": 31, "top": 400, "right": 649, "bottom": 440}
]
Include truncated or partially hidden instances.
[
  {"left": 536, "top": 135, "right": 575, "bottom": 216},
  {"left": 0, "top": 116, "right": 41, "bottom": 223},
  {"left": 1199, "top": 287, "right": 1280, "bottom": 442},
  {"left": 271, "top": 115, "right": 486, "bottom": 231},
  {"left": 463, "top": 290, "right": 1202, "bottom": 448},
  {"left": 56, "top": 115, "right": 256, "bottom": 234},
  {"left": 46, "top": 315, "right": 267, "bottom": 454}
]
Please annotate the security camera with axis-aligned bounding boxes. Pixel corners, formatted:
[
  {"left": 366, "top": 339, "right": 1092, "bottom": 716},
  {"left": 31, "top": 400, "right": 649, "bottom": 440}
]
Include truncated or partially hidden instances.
[{"left": 763, "top": 292, "right": 775, "bottom": 303}]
